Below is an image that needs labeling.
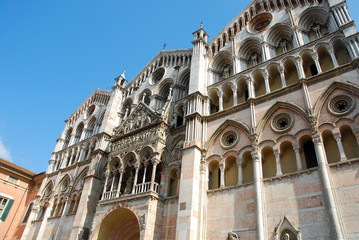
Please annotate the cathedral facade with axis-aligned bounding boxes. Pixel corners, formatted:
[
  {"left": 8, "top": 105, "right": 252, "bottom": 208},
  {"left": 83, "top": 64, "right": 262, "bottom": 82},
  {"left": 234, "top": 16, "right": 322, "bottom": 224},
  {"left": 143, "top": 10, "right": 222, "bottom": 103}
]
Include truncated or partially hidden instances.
[{"left": 22, "top": 0, "right": 359, "bottom": 239}]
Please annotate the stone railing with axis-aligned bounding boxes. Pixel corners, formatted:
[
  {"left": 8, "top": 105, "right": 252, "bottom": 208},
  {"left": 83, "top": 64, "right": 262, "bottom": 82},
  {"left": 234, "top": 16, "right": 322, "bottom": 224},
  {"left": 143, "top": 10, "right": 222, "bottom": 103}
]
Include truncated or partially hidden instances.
[
  {"left": 102, "top": 190, "right": 118, "bottom": 200},
  {"left": 102, "top": 182, "right": 160, "bottom": 201}
]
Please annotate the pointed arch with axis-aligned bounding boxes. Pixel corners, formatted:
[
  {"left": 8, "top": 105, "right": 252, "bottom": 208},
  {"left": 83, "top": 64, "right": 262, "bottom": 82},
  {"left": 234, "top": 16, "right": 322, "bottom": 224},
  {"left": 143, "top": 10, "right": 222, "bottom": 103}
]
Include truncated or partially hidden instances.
[
  {"left": 256, "top": 101, "right": 308, "bottom": 135},
  {"left": 274, "top": 216, "right": 301, "bottom": 240},
  {"left": 205, "top": 119, "right": 251, "bottom": 151},
  {"left": 54, "top": 173, "right": 73, "bottom": 194},
  {"left": 123, "top": 152, "right": 139, "bottom": 166},
  {"left": 313, "top": 81, "right": 359, "bottom": 118},
  {"left": 41, "top": 180, "right": 55, "bottom": 197},
  {"left": 72, "top": 167, "right": 89, "bottom": 191}
]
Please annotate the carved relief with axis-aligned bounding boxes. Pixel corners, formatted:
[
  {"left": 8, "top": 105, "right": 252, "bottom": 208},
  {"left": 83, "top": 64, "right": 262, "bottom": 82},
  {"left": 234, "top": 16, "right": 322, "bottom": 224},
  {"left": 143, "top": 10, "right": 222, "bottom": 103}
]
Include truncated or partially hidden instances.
[
  {"left": 114, "top": 104, "right": 158, "bottom": 137},
  {"left": 227, "top": 231, "right": 239, "bottom": 240}
]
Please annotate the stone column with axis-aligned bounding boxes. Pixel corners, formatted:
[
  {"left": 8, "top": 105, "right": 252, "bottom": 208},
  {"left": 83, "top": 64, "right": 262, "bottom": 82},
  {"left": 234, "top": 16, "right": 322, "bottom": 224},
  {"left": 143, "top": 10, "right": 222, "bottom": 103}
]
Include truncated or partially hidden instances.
[
  {"left": 274, "top": 149, "right": 282, "bottom": 176},
  {"left": 300, "top": 79, "right": 313, "bottom": 110},
  {"left": 251, "top": 151, "right": 265, "bottom": 240},
  {"left": 63, "top": 150, "right": 73, "bottom": 168},
  {"left": 262, "top": 71, "right": 270, "bottom": 94},
  {"left": 328, "top": 48, "right": 339, "bottom": 68},
  {"left": 278, "top": 66, "right": 287, "bottom": 88},
  {"left": 74, "top": 147, "right": 81, "bottom": 164},
  {"left": 294, "top": 57, "right": 306, "bottom": 79},
  {"left": 219, "top": 164, "right": 225, "bottom": 188},
  {"left": 142, "top": 161, "right": 149, "bottom": 184},
  {"left": 237, "top": 162, "right": 242, "bottom": 185},
  {"left": 312, "top": 135, "right": 345, "bottom": 239},
  {"left": 117, "top": 167, "right": 124, "bottom": 197},
  {"left": 182, "top": 106, "right": 187, "bottom": 124},
  {"left": 110, "top": 172, "right": 116, "bottom": 192},
  {"left": 262, "top": 42, "right": 270, "bottom": 61},
  {"left": 48, "top": 158, "right": 55, "bottom": 174},
  {"left": 87, "top": 141, "right": 95, "bottom": 159},
  {"left": 312, "top": 53, "right": 323, "bottom": 74},
  {"left": 231, "top": 85, "right": 238, "bottom": 106},
  {"left": 246, "top": 78, "right": 255, "bottom": 99},
  {"left": 292, "top": 143, "right": 303, "bottom": 171},
  {"left": 102, "top": 170, "right": 110, "bottom": 199},
  {"left": 217, "top": 90, "right": 223, "bottom": 111},
  {"left": 334, "top": 133, "right": 347, "bottom": 162},
  {"left": 292, "top": 27, "right": 302, "bottom": 47},
  {"left": 151, "top": 159, "right": 160, "bottom": 192},
  {"left": 78, "top": 145, "right": 87, "bottom": 162},
  {"left": 132, "top": 163, "right": 140, "bottom": 194}
]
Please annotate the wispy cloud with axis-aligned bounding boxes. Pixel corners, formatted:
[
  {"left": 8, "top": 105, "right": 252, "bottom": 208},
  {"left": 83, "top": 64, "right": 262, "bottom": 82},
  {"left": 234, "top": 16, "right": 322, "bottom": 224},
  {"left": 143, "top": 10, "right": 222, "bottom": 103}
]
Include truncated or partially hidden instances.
[{"left": 0, "top": 137, "right": 12, "bottom": 161}]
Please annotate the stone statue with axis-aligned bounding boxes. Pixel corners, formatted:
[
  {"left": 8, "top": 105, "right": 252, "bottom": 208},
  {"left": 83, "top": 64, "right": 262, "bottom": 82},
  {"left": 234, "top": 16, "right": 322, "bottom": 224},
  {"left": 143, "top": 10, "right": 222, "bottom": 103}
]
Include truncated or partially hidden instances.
[
  {"left": 223, "top": 64, "right": 231, "bottom": 78},
  {"left": 227, "top": 231, "right": 239, "bottom": 240},
  {"left": 284, "top": 233, "right": 290, "bottom": 240}
]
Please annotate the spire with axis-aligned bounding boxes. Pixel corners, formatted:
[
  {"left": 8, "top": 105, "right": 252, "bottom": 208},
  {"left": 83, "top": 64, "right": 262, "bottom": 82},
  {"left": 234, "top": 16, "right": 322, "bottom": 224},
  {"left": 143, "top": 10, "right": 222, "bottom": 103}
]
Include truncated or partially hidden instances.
[
  {"left": 120, "top": 69, "right": 126, "bottom": 79},
  {"left": 114, "top": 69, "right": 127, "bottom": 88}
]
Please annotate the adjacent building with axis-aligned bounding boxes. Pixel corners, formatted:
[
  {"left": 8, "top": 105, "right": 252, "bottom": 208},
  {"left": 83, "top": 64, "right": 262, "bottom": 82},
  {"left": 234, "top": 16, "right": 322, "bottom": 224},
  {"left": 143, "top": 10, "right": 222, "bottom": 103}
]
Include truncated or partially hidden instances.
[
  {"left": 0, "top": 158, "right": 45, "bottom": 240},
  {"left": 22, "top": 0, "right": 359, "bottom": 239}
]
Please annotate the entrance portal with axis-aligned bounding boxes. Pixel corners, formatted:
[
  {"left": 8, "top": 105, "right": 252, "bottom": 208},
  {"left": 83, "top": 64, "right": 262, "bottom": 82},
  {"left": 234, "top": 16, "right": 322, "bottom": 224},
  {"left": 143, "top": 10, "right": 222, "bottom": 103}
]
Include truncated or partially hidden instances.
[{"left": 97, "top": 208, "right": 140, "bottom": 240}]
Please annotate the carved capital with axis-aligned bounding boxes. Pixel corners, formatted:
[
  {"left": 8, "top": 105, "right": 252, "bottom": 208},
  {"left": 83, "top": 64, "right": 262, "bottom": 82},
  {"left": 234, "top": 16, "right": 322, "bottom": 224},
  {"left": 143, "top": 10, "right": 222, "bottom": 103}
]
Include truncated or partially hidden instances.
[
  {"left": 151, "top": 158, "right": 161, "bottom": 166},
  {"left": 251, "top": 151, "right": 260, "bottom": 161},
  {"left": 292, "top": 142, "right": 300, "bottom": 151},
  {"left": 312, "top": 135, "right": 322, "bottom": 145}
]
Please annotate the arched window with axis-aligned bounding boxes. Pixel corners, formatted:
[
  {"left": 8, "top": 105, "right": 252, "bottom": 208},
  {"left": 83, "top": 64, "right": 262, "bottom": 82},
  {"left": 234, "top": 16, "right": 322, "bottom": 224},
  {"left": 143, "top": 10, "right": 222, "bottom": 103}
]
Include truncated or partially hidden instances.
[
  {"left": 283, "top": 59, "right": 299, "bottom": 85},
  {"left": 322, "top": 130, "right": 340, "bottom": 164},
  {"left": 68, "top": 195, "right": 77, "bottom": 214},
  {"left": 85, "top": 117, "right": 96, "bottom": 139},
  {"left": 340, "top": 125, "right": 359, "bottom": 159},
  {"left": 300, "top": 136, "right": 318, "bottom": 169},
  {"left": 242, "top": 151, "right": 254, "bottom": 183},
  {"left": 333, "top": 39, "right": 350, "bottom": 66},
  {"left": 225, "top": 156, "right": 238, "bottom": 187},
  {"left": 280, "top": 141, "right": 297, "bottom": 174},
  {"left": 261, "top": 147, "right": 276, "bottom": 178},
  {"left": 74, "top": 123, "right": 84, "bottom": 144},
  {"left": 62, "top": 128, "right": 72, "bottom": 149},
  {"left": 168, "top": 168, "right": 179, "bottom": 197},
  {"left": 318, "top": 46, "right": 334, "bottom": 72},
  {"left": 208, "top": 161, "right": 220, "bottom": 190},
  {"left": 301, "top": 52, "right": 318, "bottom": 78}
]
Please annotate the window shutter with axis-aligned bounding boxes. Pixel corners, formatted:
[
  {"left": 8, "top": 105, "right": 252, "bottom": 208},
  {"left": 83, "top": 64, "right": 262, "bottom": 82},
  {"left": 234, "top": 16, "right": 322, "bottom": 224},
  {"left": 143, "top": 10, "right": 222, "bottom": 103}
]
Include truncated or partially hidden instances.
[{"left": 0, "top": 199, "right": 14, "bottom": 221}]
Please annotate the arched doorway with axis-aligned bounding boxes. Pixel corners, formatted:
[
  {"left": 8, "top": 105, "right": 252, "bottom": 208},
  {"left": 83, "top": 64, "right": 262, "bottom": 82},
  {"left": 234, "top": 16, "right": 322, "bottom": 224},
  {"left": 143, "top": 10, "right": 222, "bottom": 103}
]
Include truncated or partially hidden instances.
[{"left": 97, "top": 208, "right": 140, "bottom": 240}]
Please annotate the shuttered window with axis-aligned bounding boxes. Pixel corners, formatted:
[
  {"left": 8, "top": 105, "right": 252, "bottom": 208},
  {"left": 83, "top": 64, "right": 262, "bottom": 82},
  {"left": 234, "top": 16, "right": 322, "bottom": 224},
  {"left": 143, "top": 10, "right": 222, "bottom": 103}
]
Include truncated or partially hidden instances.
[{"left": 0, "top": 197, "right": 14, "bottom": 221}]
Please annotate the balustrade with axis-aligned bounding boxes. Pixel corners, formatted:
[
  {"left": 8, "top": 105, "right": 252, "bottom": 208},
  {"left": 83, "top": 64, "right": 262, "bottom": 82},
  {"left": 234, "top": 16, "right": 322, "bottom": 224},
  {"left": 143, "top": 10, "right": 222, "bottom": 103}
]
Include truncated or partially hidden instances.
[{"left": 102, "top": 182, "right": 160, "bottom": 200}]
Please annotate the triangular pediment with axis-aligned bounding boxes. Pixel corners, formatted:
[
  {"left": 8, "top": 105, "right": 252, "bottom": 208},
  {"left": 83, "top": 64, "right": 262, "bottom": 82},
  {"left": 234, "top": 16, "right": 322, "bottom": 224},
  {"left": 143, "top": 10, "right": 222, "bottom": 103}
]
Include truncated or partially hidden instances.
[{"left": 113, "top": 102, "right": 161, "bottom": 139}]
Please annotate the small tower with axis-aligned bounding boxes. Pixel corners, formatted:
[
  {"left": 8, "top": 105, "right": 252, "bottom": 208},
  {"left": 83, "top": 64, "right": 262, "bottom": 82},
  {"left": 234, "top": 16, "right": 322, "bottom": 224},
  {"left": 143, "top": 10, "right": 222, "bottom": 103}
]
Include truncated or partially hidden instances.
[
  {"left": 114, "top": 70, "right": 128, "bottom": 88},
  {"left": 189, "top": 23, "right": 209, "bottom": 95},
  {"left": 99, "top": 70, "right": 127, "bottom": 135},
  {"left": 176, "top": 24, "right": 209, "bottom": 240}
]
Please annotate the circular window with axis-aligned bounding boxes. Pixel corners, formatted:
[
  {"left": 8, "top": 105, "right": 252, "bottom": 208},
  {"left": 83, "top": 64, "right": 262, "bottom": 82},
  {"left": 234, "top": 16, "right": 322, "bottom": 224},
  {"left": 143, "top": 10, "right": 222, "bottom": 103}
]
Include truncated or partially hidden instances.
[
  {"left": 151, "top": 68, "right": 165, "bottom": 84},
  {"left": 328, "top": 95, "right": 354, "bottom": 116},
  {"left": 220, "top": 130, "right": 239, "bottom": 148},
  {"left": 271, "top": 113, "right": 294, "bottom": 133},
  {"left": 249, "top": 13, "right": 273, "bottom": 33},
  {"left": 61, "top": 179, "right": 69, "bottom": 192}
]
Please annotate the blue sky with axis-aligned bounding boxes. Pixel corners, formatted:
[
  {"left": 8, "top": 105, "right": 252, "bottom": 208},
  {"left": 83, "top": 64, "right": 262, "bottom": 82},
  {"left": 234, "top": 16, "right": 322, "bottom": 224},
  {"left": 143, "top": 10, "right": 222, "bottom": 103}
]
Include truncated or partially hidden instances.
[{"left": 0, "top": 0, "right": 358, "bottom": 173}]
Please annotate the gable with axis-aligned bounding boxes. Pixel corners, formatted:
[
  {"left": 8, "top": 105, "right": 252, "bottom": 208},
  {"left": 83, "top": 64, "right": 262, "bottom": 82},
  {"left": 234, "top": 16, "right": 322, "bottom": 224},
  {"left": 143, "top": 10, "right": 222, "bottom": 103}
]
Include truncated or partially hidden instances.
[{"left": 113, "top": 102, "right": 161, "bottom": 140}]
